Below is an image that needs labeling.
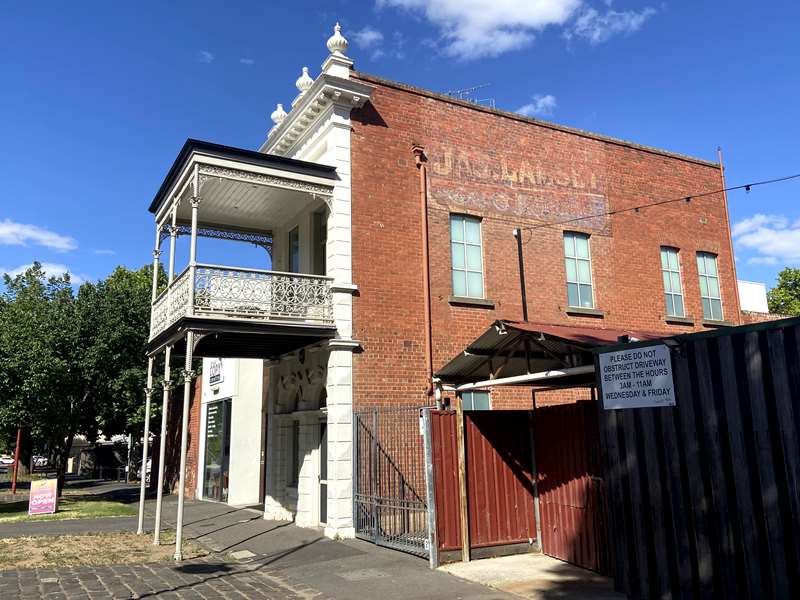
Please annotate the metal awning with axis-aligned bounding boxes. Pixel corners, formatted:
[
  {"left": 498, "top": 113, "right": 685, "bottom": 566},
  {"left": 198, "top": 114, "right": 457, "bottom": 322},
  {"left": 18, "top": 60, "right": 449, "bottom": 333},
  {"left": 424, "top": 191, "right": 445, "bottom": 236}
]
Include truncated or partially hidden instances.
[{"left": 435, "top": 320, "right": 663, "bottom": 388}]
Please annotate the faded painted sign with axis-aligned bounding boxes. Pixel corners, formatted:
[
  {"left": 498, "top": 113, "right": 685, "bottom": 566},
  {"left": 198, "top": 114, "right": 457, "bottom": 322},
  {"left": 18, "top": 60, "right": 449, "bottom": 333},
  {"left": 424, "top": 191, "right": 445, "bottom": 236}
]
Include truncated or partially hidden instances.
[{"left": 428, "top": 146, "right": 609, "bottom": 231}]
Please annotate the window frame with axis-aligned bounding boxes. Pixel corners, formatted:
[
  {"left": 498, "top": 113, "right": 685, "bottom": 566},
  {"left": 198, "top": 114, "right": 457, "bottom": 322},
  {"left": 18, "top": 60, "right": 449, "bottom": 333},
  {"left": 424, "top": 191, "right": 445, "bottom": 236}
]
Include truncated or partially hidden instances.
[
  {"left": 461, "top": 390, "right": 491, "bottom": 411},
  {"left": 563, "top": 231, "right": 595, "bottom": 309},
  {"left": 288, "top": 226, "right": 300, "bottom": 273},
  {"left": 660, "top": 246, "right": 686, "bottom": 318},
  {"left": 449, "top": 214, "right": 485, "bottom": 299},
  {"left": 696, "top": 252, "right": 723, "bottom": 321}
]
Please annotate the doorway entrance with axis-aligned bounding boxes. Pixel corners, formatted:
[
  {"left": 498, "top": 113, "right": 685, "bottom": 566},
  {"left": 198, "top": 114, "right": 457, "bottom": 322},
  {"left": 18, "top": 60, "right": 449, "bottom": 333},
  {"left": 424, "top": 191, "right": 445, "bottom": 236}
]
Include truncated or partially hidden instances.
[
  {"left": 203, "top": 398, "right": 232, "bottom": 502},
  {"left": 319, "top": 421, "right": 328, "bottom": 525}
]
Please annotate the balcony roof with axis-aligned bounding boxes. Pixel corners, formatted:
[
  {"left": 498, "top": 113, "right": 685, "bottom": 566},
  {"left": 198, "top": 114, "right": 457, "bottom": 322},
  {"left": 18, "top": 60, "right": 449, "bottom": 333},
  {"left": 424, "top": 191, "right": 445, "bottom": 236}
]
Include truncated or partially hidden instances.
[{"left": 149, "top": 138, "right": 337, "bottom": 215}]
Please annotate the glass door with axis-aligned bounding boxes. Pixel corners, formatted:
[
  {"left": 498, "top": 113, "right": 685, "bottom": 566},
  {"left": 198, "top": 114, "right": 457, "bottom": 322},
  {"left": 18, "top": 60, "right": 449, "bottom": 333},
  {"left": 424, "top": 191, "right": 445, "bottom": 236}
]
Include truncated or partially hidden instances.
[
  {"left": 319, "top": 421, "right": 328, "bottom": 525},
  {"left": 203, "top": 399, "right": 232, "bottom": 502}
]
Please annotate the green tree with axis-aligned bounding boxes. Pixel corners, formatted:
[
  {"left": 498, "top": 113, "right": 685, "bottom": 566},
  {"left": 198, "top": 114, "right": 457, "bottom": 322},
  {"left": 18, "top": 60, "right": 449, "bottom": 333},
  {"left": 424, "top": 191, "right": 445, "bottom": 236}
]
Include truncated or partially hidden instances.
[
  {"left": 0, "top": 263, "right": 85, "bottom": 491},
  {"left": 0, "top": 262, "right": 165, "bottom": 493},
  {"left": 767, "top": 267, "right": 800, "bottom": 316}
]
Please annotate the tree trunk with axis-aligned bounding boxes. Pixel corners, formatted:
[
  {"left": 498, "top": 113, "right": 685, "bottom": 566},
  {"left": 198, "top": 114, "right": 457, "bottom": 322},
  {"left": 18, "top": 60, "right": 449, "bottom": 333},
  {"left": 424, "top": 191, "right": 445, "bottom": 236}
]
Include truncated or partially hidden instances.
[{"left": 56, "top": 430, "right": 75, "bottom": 497}]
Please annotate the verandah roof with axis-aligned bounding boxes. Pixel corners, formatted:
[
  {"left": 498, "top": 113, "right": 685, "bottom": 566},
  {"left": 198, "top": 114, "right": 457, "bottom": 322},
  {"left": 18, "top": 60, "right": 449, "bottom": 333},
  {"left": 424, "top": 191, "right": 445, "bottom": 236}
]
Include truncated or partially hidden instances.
[{"left": 435, "top": 320, "right": 663, "bottom": 388}]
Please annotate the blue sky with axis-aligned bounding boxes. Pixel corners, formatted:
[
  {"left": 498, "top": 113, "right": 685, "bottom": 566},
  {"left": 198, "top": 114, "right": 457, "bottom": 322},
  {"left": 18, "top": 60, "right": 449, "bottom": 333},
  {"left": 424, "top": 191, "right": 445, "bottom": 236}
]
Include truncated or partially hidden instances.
[{"left": 1, "top": 1, "right": 798, "bottom": 288}]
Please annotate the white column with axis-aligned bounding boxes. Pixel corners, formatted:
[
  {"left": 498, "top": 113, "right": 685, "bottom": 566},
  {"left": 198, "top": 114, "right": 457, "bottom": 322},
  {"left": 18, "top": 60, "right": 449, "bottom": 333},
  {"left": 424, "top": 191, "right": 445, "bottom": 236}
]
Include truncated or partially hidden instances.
[
  {"left": 153, "top": 346, "right": 171, "bottom": 545},
  {"left": 322, "top": 103, "right": 356, "bottom": 539},
  {"left": 153, "top": 211, "right": 177, "bottom": 546},
  {"left": 173, "top": 331, "right": 194, "bottom": 561},
  {"left": 187, "top": 168, "right": 200, "bottom": 315},
  {"left": 137, "top": 225, "right": 162, "bottom": 535},
  {"left": 136, "top": 358, "right": 155, "bottom": 535}
]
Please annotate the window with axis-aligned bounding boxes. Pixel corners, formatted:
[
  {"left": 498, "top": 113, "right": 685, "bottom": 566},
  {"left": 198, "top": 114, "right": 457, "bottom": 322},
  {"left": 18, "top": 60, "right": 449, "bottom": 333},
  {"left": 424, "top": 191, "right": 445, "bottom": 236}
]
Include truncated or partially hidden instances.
[
  {"left": 288, "top": 421, "right": 300, "bottom": 487},
  {"left": 450, "top": 215, "right": 484, "bottom": 298},
  {"left": 288, "top": 227, "right": 300, "bottom": 273},
  {"left": 461, "top": 391, "right": 490, "bottom": 411},
  {"left": 564, "top": 232, "right": 594, "bottom": 308},
  {"left": 697, "top": 252, "right": 723, "bottom": 321},
  {"left": 660, "top": 247, "right": 685, "bottom": 317}
]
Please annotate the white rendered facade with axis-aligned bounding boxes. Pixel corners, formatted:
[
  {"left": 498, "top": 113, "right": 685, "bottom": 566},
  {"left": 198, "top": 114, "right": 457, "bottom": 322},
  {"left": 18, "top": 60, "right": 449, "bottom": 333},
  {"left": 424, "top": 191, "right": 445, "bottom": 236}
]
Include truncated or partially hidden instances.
[
  {"left": 259, "top": 30, "right": 370, "bottom": 538},
  {"left": 196, "top": 358, "right": 266, "bottom": 507}
]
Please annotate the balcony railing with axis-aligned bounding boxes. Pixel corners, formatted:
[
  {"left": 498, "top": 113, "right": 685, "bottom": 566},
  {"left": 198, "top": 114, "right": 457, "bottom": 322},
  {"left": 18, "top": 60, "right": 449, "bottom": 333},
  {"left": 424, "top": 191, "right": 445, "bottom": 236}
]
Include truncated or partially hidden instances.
[{"left": 149, "top": 263, "right": 334, "bottom": 340}]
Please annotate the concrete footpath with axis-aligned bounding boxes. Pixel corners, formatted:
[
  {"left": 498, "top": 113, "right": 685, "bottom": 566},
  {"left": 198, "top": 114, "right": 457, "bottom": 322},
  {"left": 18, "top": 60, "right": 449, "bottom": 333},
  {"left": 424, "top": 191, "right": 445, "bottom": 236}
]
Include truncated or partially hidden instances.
[{"left": 0, "top": 485, "right": 616, "bottom": 599}]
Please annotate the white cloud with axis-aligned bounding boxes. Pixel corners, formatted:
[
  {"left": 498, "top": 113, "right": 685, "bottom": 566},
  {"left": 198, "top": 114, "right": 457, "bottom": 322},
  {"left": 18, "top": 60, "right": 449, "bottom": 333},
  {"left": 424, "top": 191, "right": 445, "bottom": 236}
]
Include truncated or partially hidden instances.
[
  {"left": 378, "top": 0, "right": 582, "bottom": 59},
  {"left": 93, "top": 249, "right": 116, "bottom": 256},
  {"left": 732, "top": 213, "right": 800, "bottom": 266},
  {"left": 516, "top": 94, "right": 557, "bottom": 117},
  {"left": 239, "top": 58, "right": 255, "bottom": 65},
  {"left": 377, "top": 0, "right": 655, "bottom": 59},
  {"left": 352, "top": 26, "right": 385, "bottom": 49},
  {"left": 3, "top": 262, "right": 85, "bottom": 284},
  {"left": 0, "top": 218, "right": 77, "bottom": 252},
  {"left": 566, "top": 6, "right": 657, "bottom": 44},
  {"left": 198, "top": 50, "right": 215, "bottom": 64}
]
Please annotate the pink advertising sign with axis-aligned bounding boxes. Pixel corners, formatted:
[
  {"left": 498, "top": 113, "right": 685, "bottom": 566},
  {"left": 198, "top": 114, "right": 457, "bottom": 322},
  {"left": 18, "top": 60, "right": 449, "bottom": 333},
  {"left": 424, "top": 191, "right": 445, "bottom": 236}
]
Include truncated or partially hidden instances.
[{"left": 28, "top": 478, "right": 58, "bottom": 515}]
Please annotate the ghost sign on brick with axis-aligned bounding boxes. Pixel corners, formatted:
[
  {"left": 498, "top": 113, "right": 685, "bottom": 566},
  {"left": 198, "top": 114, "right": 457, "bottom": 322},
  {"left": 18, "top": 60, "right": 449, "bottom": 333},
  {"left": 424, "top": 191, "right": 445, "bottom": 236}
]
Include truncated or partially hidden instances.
[{"left": 599, "top": 344, "right": 676, "bottom": 410}]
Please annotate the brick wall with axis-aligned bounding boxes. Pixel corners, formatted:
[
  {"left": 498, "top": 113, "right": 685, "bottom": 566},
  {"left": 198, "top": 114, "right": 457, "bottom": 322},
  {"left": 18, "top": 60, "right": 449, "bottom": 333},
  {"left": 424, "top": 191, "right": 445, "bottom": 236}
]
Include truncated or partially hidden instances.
[
  {"left": 166, "top": 376, "right": 202, "bottom": 497},
  {"left": 349, "top": 74, "right": 740, "bottom": 410}
]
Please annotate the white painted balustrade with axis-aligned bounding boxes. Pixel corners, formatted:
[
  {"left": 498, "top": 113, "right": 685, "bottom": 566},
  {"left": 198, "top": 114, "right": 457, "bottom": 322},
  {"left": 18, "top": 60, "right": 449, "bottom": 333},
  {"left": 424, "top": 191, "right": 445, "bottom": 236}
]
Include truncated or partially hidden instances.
[{"left": 149, "top": 264, "right": 334, "bottom": 339}]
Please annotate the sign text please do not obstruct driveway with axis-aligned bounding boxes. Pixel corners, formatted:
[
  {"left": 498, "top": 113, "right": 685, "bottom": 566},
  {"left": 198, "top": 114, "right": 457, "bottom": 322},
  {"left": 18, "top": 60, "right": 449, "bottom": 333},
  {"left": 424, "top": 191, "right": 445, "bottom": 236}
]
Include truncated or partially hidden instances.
[{"left": 598, "top": 344, "right": 676, "bottom": 410}]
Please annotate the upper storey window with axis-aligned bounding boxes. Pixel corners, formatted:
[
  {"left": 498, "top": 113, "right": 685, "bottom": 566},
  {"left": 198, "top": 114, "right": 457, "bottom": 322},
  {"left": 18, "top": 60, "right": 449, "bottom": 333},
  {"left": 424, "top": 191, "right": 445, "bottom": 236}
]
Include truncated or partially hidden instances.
[
  {"left": 564, "top": 232, "right": 594, "bottom": 309},
  {"left": 661, "top": 247, "right": 685, "bottom": 318},
  {"left": 697, "top": 252, "right": 723, "bottom": 321},
  {"left": 450, "top": 215, "right": 484, "bottom": 299}
]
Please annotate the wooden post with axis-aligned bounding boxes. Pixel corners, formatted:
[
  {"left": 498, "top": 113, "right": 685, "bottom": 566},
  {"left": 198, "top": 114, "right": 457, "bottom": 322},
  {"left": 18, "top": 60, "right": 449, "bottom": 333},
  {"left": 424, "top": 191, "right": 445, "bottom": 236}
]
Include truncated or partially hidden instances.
[
  {"left": 11, "top": 427, "right": 22, "bottom": 494},
  {"left": 455, "top": 393, "right": 470, "bottom": 562}
]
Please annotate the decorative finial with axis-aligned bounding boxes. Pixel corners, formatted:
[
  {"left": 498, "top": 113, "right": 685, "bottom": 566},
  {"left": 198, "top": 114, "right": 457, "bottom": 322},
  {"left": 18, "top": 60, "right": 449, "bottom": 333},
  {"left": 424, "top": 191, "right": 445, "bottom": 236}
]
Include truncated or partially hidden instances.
[
  {"left": 270, "top": 103, "right": 287, "bottom": 125},
  {"left": 295, "top": 67, "right": 314, "bottom": 94},
  {"left": 326, "top": 22, "right": 349, "bottom": 56}
]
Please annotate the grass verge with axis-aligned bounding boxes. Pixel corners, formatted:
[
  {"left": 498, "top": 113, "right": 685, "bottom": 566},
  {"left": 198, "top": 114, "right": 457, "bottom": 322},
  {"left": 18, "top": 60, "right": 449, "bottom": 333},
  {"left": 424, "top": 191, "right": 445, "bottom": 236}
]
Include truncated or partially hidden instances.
[
  {"left": 0, "top": 498, "right": 137, "bottom": 523},
  {"left": 0, "top": 530, "right": 206, "bottom": 569}
]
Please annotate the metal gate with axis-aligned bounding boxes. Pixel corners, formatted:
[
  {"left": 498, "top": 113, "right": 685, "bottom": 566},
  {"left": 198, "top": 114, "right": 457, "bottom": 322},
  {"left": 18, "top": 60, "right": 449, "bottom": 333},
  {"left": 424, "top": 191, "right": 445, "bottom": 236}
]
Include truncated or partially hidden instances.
[{"left": 354, "top": 406, "right": 431, "bottom": 558}]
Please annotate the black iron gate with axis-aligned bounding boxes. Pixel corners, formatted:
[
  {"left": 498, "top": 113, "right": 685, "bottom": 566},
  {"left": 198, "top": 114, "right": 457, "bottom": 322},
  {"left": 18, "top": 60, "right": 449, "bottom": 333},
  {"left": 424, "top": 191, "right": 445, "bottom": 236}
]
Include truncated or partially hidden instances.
[{"left": 354, "top": 406, "right": 431, "bottom": 558}]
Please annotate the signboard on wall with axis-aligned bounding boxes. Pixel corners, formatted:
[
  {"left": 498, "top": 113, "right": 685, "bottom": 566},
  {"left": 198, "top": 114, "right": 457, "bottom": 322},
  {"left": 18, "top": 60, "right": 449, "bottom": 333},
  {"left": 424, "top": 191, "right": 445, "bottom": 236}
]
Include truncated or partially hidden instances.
[
  {"left": 28, "top": 478, "right": 58, "bottom": 515},
  {"left": 598, "top": 344, "right": 676, "bottom": 410},
  {"left": 208, "top": 359, "right": 224, "bottom": 386}
]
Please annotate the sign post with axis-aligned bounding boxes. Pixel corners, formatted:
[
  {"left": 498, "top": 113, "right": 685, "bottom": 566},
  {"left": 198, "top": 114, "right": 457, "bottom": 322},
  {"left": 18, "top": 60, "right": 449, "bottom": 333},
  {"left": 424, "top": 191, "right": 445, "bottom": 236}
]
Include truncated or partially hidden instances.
[
  {"left": 28, "top": 478, "right": 58, "bottom": 516},
  {"left": 598, "top": 344, "right": 676, "bottom": 410}
]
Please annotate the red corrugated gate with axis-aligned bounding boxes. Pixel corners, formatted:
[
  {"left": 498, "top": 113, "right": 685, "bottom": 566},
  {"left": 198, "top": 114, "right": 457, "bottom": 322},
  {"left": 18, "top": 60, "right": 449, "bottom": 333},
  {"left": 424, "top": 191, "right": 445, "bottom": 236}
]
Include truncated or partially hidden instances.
[
  {"left": 430, "top": 403, "right": 609, "bottom": 574},
  {"left": 535, "top": 400, "right": 610, "bottom": 574},
  {"left": 430, "top": 410, "right": 537, "bottom": 554}
]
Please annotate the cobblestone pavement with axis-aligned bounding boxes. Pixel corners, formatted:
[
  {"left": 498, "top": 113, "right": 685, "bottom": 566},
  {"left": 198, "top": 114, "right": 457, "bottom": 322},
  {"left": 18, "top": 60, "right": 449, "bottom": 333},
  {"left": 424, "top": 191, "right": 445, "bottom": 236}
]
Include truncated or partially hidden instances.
[{"left": 0, "top": 555, "right": 328, "bottom": 599}]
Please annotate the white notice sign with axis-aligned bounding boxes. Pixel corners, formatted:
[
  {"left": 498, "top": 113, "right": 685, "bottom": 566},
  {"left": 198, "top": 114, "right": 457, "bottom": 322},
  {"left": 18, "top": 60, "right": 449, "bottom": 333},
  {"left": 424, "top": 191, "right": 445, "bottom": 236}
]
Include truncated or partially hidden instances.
[{"left": 599, "top": 344, "right": 676, "bottom": 410}]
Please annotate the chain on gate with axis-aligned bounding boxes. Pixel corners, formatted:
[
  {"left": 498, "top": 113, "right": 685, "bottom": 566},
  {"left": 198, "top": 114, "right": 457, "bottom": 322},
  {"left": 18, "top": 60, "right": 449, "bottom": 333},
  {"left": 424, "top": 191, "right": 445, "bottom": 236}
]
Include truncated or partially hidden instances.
[{"left": 354, "top": 406, "right": 430, "bottom": 557}]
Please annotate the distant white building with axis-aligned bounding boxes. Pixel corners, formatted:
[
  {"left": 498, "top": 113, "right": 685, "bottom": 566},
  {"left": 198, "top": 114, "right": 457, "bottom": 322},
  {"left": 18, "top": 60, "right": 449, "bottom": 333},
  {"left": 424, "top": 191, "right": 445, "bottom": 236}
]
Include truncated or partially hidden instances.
[{"left": 738, "top": 280, "right": 770, "bottom": 313}]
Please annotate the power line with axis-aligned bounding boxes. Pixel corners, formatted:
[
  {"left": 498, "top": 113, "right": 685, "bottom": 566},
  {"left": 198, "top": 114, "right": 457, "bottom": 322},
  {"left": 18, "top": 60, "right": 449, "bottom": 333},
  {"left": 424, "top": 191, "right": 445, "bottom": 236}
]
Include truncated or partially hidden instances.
[{"left": 518, "top": 172, "right": 800, "bottom": 234}]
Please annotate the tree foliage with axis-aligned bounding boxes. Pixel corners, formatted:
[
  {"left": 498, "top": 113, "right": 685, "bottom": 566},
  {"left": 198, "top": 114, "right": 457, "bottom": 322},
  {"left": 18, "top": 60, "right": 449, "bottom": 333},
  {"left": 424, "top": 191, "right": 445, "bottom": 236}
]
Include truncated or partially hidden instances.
[
  {"left": 0, "top": 262, "right": 164, "bottom": 491},
  {"left": 767, "top": 267, "right": 800, "bottom": 316}
]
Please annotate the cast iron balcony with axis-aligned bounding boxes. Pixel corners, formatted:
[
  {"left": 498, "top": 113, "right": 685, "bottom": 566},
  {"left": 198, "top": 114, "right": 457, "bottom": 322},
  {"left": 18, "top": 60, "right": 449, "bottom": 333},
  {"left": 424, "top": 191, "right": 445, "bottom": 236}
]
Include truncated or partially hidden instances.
[{"left": 149, "top": 263, "right": 334, "bottom": 341}]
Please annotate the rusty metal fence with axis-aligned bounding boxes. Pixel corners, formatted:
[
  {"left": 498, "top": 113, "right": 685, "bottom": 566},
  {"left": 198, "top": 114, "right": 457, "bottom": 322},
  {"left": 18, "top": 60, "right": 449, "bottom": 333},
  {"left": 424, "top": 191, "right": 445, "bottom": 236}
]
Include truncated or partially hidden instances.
[{"left": 353, "top": 406, "right": 432, "bottom": 559}]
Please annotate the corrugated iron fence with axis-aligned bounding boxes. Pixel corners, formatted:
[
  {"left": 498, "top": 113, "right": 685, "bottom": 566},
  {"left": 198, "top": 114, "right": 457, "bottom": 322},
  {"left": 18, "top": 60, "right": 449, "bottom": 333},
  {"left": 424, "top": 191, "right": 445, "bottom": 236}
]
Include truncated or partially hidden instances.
[
  {"left": 353, "top": 406, "right": 430, "bottom": 558},
  {"left": 536, "top": 400, "right": 611, "bottom": 574},
  {"left": 429, "top": 410, "right": 538, "bottom": 559},
  {"left": 597, "top": 318, "right": 800, "bottom": 599}
]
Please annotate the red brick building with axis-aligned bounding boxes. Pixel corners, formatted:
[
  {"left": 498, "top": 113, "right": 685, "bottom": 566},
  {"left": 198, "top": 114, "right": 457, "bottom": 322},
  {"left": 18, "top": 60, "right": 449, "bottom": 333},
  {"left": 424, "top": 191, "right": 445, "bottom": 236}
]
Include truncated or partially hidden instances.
[
  {"left": 146, "top": 23, "right": 755, "bottom": 554},
  {"left": 349, "top": 73, "right": 740, "bottom": 409}
]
